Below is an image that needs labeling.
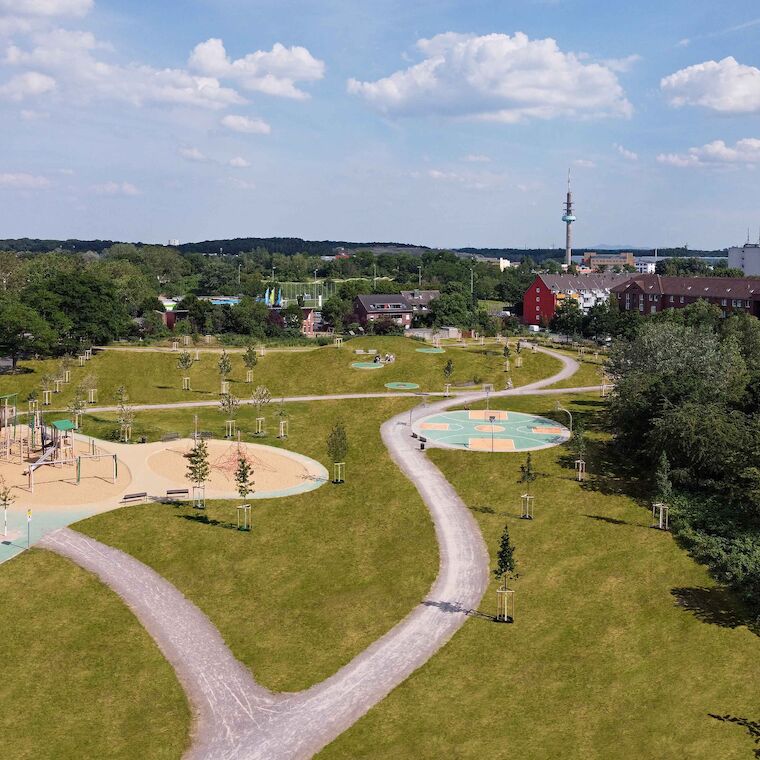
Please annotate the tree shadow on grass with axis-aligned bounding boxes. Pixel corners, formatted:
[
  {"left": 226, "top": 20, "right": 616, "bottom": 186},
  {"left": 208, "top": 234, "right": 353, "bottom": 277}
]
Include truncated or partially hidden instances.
[
  {"left": 671, "top": 587, "right": 759, "bottom": 636},
  {"left": 422, "top": 599, "right": 496, "bottom": 622},
  {"left": 578, "top": 437, "right": 649, "bottom": 501},
  {"left": 708, "top": 714, "right": 760, "bottom": 757},
  {"left": 177, "top": 513, "right": 240, "bottom": 531},
  {"left": 583, "top": 514, "right": 629, "bottom": 526}
]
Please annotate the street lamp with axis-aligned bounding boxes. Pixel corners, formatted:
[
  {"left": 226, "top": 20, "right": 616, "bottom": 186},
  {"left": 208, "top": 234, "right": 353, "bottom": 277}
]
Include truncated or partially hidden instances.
[
  {"left": 489, "top": 414, "right": 496, "bottom": 453},
  {"left": 554, "top": 401, "right": 573, "bottom": 433}
]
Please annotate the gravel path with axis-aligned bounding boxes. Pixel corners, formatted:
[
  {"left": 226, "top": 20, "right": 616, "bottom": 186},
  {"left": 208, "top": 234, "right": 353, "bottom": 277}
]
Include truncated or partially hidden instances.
[{"left": 40, "top": 346, "right": 579, "bottom": 759}]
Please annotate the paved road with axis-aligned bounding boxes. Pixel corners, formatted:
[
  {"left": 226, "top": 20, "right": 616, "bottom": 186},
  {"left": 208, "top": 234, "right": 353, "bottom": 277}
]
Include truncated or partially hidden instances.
[{"left": 40, "top": 346, "right": 580, "bottom": 759}]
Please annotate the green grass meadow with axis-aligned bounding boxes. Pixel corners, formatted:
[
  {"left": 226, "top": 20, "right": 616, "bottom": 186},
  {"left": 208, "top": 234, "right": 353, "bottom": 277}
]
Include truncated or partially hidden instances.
[
  {"left": 76, "top": 398, "right": 438, "bottom": 692},
  {"left": 0, "top": 550, "right": 190, "bottom": 760},
  {"left": 0, "top": 336, "right": 559, "bottom": 408},
  {"left": 319, "top": 393, "right": 760, "bottom": 760}
]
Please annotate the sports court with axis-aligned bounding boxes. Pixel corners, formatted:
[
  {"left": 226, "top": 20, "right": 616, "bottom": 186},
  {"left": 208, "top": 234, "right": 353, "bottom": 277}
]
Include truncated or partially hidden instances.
[{"left": 412, "top": 409, "right": 570, "bottom": 452}]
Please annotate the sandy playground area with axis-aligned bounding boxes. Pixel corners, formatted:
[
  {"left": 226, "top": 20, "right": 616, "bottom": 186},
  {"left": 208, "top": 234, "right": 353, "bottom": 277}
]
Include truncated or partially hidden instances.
[
  {"left": 0, "top": 435, "right": 131, "bottom": 508},
  {"left": 146, "top": 438, "right": 327, "bottom": 499}
]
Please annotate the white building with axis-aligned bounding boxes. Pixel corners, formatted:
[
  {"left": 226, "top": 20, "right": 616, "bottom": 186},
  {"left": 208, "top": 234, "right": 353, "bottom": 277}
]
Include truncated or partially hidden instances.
[
  {"left": 167, "top": 239, "right": 180, "bottom": 247},
  {"left": 634, "top": 259, "right": 656, "bottom": 274},
  {"left": 728, "top": 242, "right": 760, "bottom": 276}
]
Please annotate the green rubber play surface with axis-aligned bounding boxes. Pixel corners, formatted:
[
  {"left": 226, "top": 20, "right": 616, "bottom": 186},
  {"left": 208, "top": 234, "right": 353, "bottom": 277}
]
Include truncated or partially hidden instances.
[
  {"left": 415, "top": 347, "right": 445, "bottom": 354},
  {"left": 412, "top": 409, "right": 570, "bottom": 452},
  {"left": 351, "top": 361, "right": 384, "bottom": 369},
  {"left": 384, "top": 382, "right": 420, "bottom": 390}
]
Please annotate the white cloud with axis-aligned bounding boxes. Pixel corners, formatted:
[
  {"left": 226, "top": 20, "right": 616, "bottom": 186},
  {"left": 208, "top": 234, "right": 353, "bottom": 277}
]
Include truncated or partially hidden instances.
[
  {"left": 661, "top": 57, "right": 760, "bottom": 113},
  {"left": 0, "top": 171, "right": 50, "bottom": 188},
  {"left": 0, "top": 71, "right": 55, "bottom": 100},
  {"left": 189, "top": 38, "right": 324, "bottom": 99},
  {"left": 464, "top": 153, "right": 490, "bottom": 162},
  {"left": 0, "top": 0, "right": 93, "bottom": 16},
  {"left": 93, "top": 180, "right": 139, "bottom": 196},
  {"left": 657, "top": 138, "right": 760, "bottom": 168},
  {"left": 221, "top": 114, "right": 271, "bottom": 134},
  {"left": 228, "top": 177, "right": 255, "bottom": 190},
  {"left": 614, "top": 143, "right": 638, "bottom": 160},
  {"left": 4, "top": 28, "right": 244, "bottom": 110},
  {"left": 228, "top": 156, "right": 250, "bottom": 167},
  {"left": 602, "top": 54, "right": 642, "bottom": 73},
  {"left": 420, "top": 167, "right": 504, "bottom": 190},
  {"left": 348, "top": 32, "right": 632, "bottom": 122},
  {"left": 179, "top": 146, "right": 206, "bottom": 162},
  {"left": 573, "top": 159, "right": 596, "bottom": 168},
  {"left": 20, "top": 107, "right": 48, "bottom": 119}
]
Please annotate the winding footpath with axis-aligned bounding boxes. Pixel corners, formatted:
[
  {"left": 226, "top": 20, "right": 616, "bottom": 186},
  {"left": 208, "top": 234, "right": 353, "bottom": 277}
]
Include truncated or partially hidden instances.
[{"left": 39, "top": 346, "right": 580, "bottom": 759}]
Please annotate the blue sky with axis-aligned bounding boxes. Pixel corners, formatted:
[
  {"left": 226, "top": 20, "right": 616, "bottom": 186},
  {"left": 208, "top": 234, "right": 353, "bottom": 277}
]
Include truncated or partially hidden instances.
[{"left": 3, "top": 0, "right": 760, "bottom": 249}]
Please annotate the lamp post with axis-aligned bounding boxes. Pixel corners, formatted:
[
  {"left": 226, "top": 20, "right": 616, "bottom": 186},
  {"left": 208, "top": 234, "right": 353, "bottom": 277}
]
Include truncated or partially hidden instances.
[
  {"left": 489, "top": 414, "right": 496, "bottom": 453},
  {"left": 554, "top": 401, "right": 573, "bottom": 433}
]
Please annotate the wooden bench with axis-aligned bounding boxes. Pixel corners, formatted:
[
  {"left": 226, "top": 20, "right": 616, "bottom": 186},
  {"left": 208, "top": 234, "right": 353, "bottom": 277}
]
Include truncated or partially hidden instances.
[
  {"left": 199, "top": 431, "right": 213, "bottom": 439},
  {"left": 166, "top": 489, "right": 189, "bottom": 498},
  {"left": 121, "top": 492, "right": 147, "bottom": 503},
  {"left": 161, "top": 432, "right": 180, "bottom": 442},
  {"left": 354, "top": 349, "right": 366, "bottom": 355},
  {"left": 419, "top": 436, "right": 427, "bottom": 451}
]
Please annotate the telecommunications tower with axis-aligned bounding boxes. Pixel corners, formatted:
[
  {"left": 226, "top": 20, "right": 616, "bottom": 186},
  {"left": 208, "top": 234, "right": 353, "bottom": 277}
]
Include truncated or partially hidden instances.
[{"left": 562, "top": 169, "right": 576, "bottom": 267}]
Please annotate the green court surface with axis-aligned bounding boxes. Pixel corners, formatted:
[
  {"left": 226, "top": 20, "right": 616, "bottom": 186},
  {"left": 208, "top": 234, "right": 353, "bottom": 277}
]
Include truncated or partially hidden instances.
[
  {"left": 412, "top": 409, "right": 570, "bottom": 452},
  {"left": 415, "top": 347, "right": 445, "bottom": 354},
  {"left": 351, "top": 361, "right": 384, "bottom": 369},
  {"left": 384, "top": 382, "right": 420, "bottom": 390}
]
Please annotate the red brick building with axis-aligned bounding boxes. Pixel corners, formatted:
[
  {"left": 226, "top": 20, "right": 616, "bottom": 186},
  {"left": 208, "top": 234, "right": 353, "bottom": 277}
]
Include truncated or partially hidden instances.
[
  {"left": 523, "top": 273, "right": 634, "bottom": 326},
  {"left": 610, "top": 274, "right": 760, "bottom": 317}
]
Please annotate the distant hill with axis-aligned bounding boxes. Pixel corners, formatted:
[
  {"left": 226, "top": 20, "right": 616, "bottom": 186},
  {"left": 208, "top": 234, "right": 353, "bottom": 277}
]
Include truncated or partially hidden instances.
[{"left": 0, "top": 237, "right": 728, "bottom": 260}]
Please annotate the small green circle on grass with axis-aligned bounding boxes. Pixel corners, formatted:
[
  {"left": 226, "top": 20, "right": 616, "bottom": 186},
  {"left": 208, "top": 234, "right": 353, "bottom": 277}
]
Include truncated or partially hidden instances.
[
  {"left": 416, "top": 347, "right": 446, "bottom": 354},
  {"left": 351, "top": 361, "right": 384, "bottom": 369},
  {"left": 384, "top": 382, "right": 420, "bottom": 390}
]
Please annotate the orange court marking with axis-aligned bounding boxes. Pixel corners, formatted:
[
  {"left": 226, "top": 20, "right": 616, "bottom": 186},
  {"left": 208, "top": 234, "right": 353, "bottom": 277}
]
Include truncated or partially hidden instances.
[
  {"left": 468, "top": 438, "right": 515, "bottom": 451},
  {"left": 420, "top": 422, "right": 450, "bottom": 431},
  {"left": 468, "top": 410, "right": 508, "bottom": 421},
  {"left": 532, "top": 426, "right": 563, "bottom": 435},
  {"left": 474, "top": 424, "right": 506, "bottom": 433}
]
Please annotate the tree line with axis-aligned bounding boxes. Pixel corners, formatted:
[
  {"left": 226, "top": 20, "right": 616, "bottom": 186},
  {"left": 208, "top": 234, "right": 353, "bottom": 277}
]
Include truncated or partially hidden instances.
[{"left": 607, "top": 301, "right": 760, "bottom": 620}]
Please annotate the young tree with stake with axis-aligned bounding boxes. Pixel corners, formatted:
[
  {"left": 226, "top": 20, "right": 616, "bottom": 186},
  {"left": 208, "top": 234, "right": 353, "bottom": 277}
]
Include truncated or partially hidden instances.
[
  {"left": 177, "top": 350, "right": 193, "bottom": 390},
  {"left": 235, "top": 455, "right": 255, "bottom": 501},
  {"left": 520, "top": 452, "right": 536, "bottom": 494},
  {"left": 443, "top": 359, "right": 454, "bottom": 383},
  {"left": 185, "top": 438, "right": 210, "bottom": 509},
  {"left": 243, "top": 344, "right": 258, "bottom": 381},
  {"left": 494, "top": 523, "right": 516, "bottom": 589},
  {"left": 326, "top": 422, "right": 348, "bottom": 483},
  {"left": 0, "top": 476, "right": 15, "bottom": 538},
  {"left": 655, "top": 451, "right": 673, "bottom": 505}
]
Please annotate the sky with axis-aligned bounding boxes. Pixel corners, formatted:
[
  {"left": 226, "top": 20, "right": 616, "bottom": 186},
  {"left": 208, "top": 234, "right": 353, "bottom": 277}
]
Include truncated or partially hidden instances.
[{"left": 3, "top": 0, "right": 760, "bottom": 249}]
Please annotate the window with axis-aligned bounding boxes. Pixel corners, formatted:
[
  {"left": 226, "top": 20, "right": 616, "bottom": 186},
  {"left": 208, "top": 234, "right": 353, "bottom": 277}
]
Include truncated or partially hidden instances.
[
  {"left": 536, "top": 287, "right": 540, "bottom": 293},
  {"left": 679, "top": 296, "right": 684, "bottom": 303},
  {"left": 536, "top": 297, "right": 539, "bottom": 302},
  {"left": 721, "top": 299, "right": 727, "bottom": 306}
]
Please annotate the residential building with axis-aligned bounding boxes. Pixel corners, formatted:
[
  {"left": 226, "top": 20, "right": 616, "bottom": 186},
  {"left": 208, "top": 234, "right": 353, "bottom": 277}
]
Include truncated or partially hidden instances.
[
  {"left": 400, "top": 289, "right": 440, "bottom": 315},
  {"left": 523, "top": 273, "right": 634, "bottom": 326},
  {"left": 611, "top": 274, "right": 760, "bottom": 318},
  {"left": 634, "top": 259, "right": 657, "bottom": 274},
  {"left": 582, "top": 251, "right": 635, "bottom": 270},
  {"left": 354, "top": 294, "right": 413, "bottom": 329},
  {"left": 728, "top": 242, "right": 760, "bottom": 276}
]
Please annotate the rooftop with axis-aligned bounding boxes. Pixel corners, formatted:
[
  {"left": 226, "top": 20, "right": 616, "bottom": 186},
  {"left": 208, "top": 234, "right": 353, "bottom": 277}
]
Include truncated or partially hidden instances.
[{"left": 611, "top": 274, "right": 760, "bottom": 298}]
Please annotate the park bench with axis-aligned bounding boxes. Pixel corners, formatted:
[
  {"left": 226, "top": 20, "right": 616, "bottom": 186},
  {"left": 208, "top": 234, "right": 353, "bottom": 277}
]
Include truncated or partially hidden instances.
[
  {"left": 166, "top": 488, "right": 189, "bottom": 499},
  {"left": 419, "top": 436, "right": 427, "bottom": 451},
  {"left": 161, "top": 432, "right": 180, "bottom": 442},
  {"left": 199, "top": 431, "right": 213, "bottom": 439},
  {"left": 121, "top": 492, "right": 147, "bottom": 503},
  {"left": 354, "top": 349, "right": 366, "bottom": 355},
  {"left": 366, "top": 349, "right": 377, "bottom": 355},
  {"left": 453, "top": 380, "right": 477, "bottom": 388}
]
